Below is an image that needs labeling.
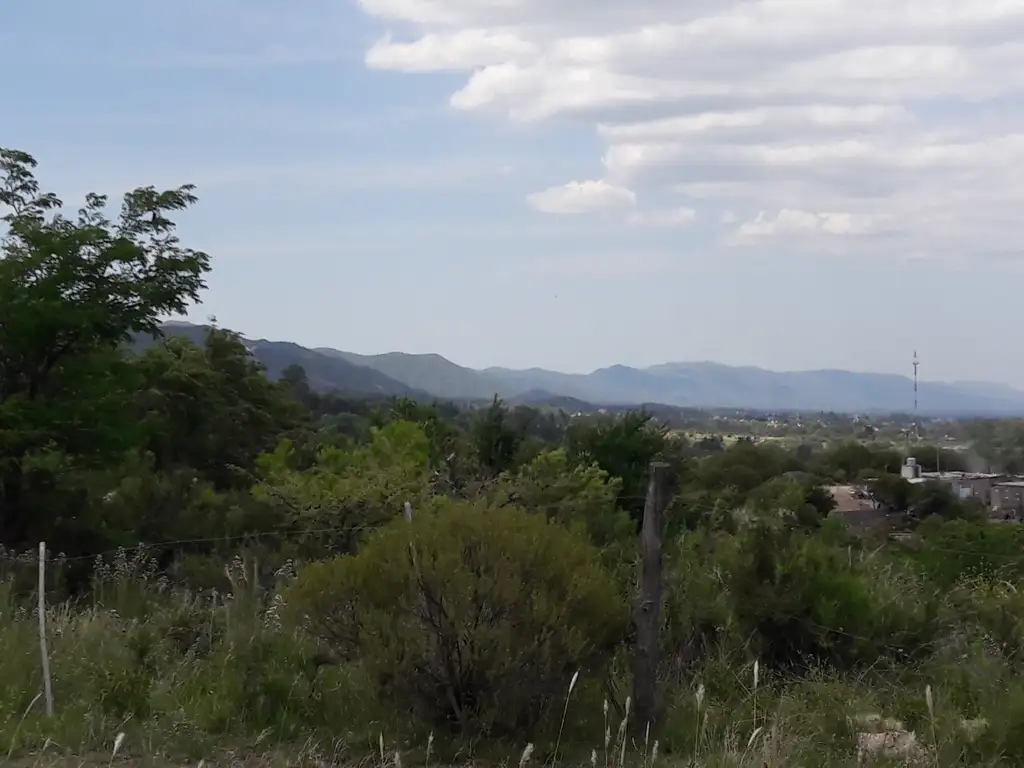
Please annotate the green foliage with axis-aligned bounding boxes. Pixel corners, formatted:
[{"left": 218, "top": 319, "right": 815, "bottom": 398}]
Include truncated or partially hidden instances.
[
  {"left": 695, "top": 440, "right": 800, "bottom": 495},
  {"left": 908, "top": 444, "right": 969, "bottom": 473},
  {"left": 133, "top": 328, "right": 303, "bottom": 489},
  {"left": 471, "top": 396, "right": 525, "bottom": 476},
  {"left": 0, "top": 147, "right": 210, "bottom": 546},
  {"left": 869, "top": 472, "right": 916, "bottom": 512},
  {"left": 913, "top": 517, "right": 1024, "bottom": 585},
  {"left": 813, "top": 440, "right": 902, "bottom": 482},
  {"left": 565, "top": 410, "right": 683, "bottom": 522},
  {"left": 663, "top": 525, "right": 939, "bottom": 674},
  {"left": 255, "top": 421, "right": 432, "bottom": 556},
  {"left": 284, "top": 500, "right": 628, "bottom": 736},
  {"left": 491, "top": 449, "right": 633, "bottom": 549}
]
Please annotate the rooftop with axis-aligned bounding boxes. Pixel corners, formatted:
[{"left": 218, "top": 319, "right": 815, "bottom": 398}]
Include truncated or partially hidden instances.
[
  {"left": 920, "top": 471, "right": 1005, "bottom": 480},
  {"left": 826, "top": 485, "right": 878, "bottom": 514}
]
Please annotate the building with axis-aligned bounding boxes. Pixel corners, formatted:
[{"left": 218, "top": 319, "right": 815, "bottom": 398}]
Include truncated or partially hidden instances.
[
  {"left": 826, "top": 484, "right": 889, "bottom": 529},
  {"left": 901, "top": 457, "right": 1024, "bottom": 520},
  {"left": 901, "top": 458, "right": 1006, "bottom": 506},
  {"left": 992, "top": 481, "right": 1024, "bottom": 520},
  {"left": 901, "top": 457, "right": 922, "bottom": 481},
  {"left": 920, "top": 471, "right": 1006, "bottom": 505}
]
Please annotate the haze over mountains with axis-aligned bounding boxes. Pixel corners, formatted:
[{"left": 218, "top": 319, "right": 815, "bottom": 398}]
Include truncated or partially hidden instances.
[{"left": 151, "top": 323, "right": 1024, "bottom": 415}]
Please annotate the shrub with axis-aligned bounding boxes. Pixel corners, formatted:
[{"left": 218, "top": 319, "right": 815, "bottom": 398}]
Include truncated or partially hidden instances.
[
  {"left": 284, "top": 499, "right": 628, "bottom": 737},
  {"left": 682, "top": 524, "right": 939, "bottom": 671},
  {"left": 913, "top": 517, "right": 1024, "bottom": 586}
]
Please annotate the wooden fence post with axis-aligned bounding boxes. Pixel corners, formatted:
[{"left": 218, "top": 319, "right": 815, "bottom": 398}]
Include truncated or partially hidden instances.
[
  {"left": 38, "top": 541, "right": 54, "bottom": 717},
  {"left": 631, "top": 462, "right": 670, "bottom": 735}
]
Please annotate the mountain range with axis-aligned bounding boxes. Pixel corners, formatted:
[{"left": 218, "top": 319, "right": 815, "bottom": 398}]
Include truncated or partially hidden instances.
[{"left": 145, "top": 323, "right": 1024, "bottom": 415}]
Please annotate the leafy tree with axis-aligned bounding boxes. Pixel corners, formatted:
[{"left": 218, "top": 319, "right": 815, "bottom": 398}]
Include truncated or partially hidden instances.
[
  {"left": 565, "top": 410, "right": 683, "bottom": 523},
  {"left": 491, "top": 448, "right": 633, "bottom": 553},
  {"left": 254, "top": 421, "right": 432, "bottom": 556},
  {"left": 906, "top": 444, "right": 969, "bottom": 473},
  {"left": 280, "top": 364, "right": 315, "bottom": 409},
  {"left": 909, "top": 480, "right": 982, "bottom": 523},
  {"left": 471, "top": 396, "right": 524, "bottom": 476},
  {"left": 813, "top": 441, "right": 902, "bottom": 482},
  {"left": 132, "top": 329, "right": 303, "bottom": 489},
  {"left": 695, "top": 440, "right": 800, "bottom": 496},
  {"left": 868, "top": 473, "right": 916, "bottom": 514},
  {"left": 745, "top": 476, "right": 832, "bottom": 530},
  {"left": 390, "top": 397, "right": 460, "bottom": 469},
  {"left": 0, "top": 148, "right": 210, "bottom": 544}
]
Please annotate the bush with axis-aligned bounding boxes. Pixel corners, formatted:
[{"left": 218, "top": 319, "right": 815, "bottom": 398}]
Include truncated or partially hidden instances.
[
  {"left": 665, "top": 524, "right": 939, "bottom": 673},
  {"left": 284, "top": 499, "right": 628, "bottom": 737}
]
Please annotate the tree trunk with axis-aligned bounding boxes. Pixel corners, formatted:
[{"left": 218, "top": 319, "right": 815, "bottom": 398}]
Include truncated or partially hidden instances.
[{"left": 0, "top": 455, "right": 30, "bottom": 547}]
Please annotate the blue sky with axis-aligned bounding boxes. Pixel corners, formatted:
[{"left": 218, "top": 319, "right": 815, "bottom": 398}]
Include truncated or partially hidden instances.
[{"left": 5, "top": 0, "right": 1024, "bottom": 385}]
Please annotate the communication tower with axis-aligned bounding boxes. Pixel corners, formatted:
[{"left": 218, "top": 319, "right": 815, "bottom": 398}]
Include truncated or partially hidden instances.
[{"left": 913, "top": 350, "right": 920, "bottom": 442}]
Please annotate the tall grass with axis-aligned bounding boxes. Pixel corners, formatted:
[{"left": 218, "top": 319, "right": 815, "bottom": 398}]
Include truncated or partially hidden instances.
[{"left": 2, "top": 548, "right": 1024, "bottom": 766}]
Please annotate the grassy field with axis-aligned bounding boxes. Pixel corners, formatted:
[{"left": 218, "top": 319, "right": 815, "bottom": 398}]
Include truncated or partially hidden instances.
[{"left": 3, "top": 543, "right": 1023, "bottom": 767}]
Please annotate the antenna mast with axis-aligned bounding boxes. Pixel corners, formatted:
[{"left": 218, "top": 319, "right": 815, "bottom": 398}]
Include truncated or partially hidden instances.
[{"left": 912, "top": 350, "right": 920, "bottom": 443}]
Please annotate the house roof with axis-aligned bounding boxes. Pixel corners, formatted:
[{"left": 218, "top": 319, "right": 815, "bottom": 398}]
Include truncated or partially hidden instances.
[{"left": 826, "top": 485, "right": 877, "bottom": 514}]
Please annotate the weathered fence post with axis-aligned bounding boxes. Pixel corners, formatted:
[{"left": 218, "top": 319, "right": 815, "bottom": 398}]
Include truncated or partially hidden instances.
[
  {"left": 38, "top": 541, "right": 54, "bottom": 716},
  {"left": 631, "top": 462, "right": 670, "bottom": 735}
]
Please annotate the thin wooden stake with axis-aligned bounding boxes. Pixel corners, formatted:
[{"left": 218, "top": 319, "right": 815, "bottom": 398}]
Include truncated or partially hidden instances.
[
  {"left": 404, "top": 501, "right": 414, "bottom": 523},
  {"left": 631, "top": 462, "right": 671, "bottom": 735},
  {"left": 38, "top": 541, "right": 53, "bottom": 717}
]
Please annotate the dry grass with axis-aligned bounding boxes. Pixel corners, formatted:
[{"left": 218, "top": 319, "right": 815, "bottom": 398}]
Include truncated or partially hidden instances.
[{"left": 2, "top": 549, "right": 1024, "bottom": 767}]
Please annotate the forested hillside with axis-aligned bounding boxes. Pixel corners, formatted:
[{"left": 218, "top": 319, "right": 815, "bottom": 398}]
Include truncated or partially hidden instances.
[{"left": 6, "top": 148, "right": 1024, "bottom": 765}]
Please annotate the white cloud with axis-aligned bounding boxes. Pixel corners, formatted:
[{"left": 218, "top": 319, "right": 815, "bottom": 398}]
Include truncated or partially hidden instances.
[
  {"left": 628, "top": 207, "right": 696, "bottom": 228},
  {"left": 526, "top": 180, "right": 635, "bottom": 215},
  {"left": 356, "top": 0, "right": 1024, "bottom": 257},
  {"left": 729, "top": 209, "right": 887, "bottom": 244},
  {"left": 366, "top": 30, "right": 535, "bottom": 71}
]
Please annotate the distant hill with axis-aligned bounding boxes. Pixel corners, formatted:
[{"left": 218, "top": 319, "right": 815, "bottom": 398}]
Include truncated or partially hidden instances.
[
  {"left": 316, "top": 349, "right": 503, "bottom": 400},
  {"left": 506, "top": 389, "right": 597, "bottom": 411},
  {"left": 137, "top": 324, "right": 424, "bottom": 398},
  {"left": 147, "top": 323, "right": 1024, "bottom": 415}
]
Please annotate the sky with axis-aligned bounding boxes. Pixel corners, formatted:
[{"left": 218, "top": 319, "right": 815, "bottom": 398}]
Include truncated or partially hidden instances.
[{"left": 4, "top": 0, "right": 1024, "bottom": 385}]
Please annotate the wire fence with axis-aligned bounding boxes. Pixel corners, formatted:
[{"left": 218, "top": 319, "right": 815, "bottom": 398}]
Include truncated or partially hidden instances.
[
  {"left": 0, "top": 493, "right": 1020, "bottom": 722},
  {"left": 0, "top": 493, "right": 1018, "bottom": 569}
]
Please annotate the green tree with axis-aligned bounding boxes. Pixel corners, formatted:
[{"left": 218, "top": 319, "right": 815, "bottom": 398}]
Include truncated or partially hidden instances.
[
  {"left": 491, "top": 448, "right": 633, "bottom": 552},
  {"left": 910, "top": 480, "right": 982, "bottom": 523},
  {"left": 471, "top": 396, "right": 524, "bottom": 476},
  {"left": 254, "top": 420, "right": 433, "bottom": 556},
  {"left": 868, "top": 473, "right": 915, "bottom": 514},
  {"left": 906, "top": 444, "right": 968, "bottom": 473},
  {"left": 813, "top": 441, "right": 902, "bottom": 482},
  {"left": 133, "top": 329, "right": 303, "bottom": 489},
  {"left": 695, "top": 440, "right": 800, "bottom": 496},
  {"left": 0, "top": 148, "right": 210, "bottom": 544},
  {"left": 565, "top": 410, "right": 683, "bottom": 523}
]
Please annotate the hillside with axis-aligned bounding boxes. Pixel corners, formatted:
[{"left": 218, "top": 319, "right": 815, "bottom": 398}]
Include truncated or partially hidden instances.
[
  {"left": 484, "top": 361, "right": 1024, "bottom": 415},
  {"left": 139, "top": 324, "right": 424, "bottom": 398},
  {"left": 152, "top": 323, "right": 1024, "bottom": 414},
  {"left": 317, "top": 348, "right": 503, "bottom": 400}
]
